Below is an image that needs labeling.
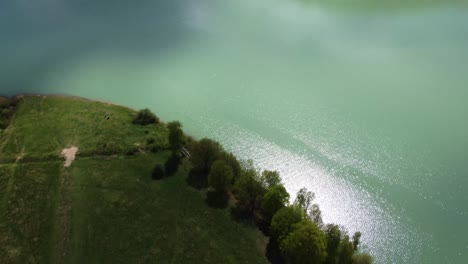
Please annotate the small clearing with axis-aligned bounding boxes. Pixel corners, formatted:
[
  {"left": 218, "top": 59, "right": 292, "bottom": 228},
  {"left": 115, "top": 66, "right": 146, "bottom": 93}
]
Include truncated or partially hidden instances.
[{"left": 60, "top": 147, "right": 78, "bottom": 167}]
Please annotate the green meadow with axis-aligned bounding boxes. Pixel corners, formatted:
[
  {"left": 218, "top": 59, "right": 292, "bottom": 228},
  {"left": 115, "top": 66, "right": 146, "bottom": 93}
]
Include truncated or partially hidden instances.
[{"left": 0, "top": 96, "right": 268, "bottom": 263}]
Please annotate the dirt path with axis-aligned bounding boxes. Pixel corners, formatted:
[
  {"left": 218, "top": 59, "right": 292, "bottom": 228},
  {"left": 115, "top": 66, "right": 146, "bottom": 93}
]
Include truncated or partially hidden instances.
[{"left": 60, "top": 147, "right": 78, "bottom": 167}]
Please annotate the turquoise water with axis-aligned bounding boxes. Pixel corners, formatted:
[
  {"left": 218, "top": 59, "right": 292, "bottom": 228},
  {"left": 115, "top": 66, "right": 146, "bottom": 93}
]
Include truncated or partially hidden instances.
[{"left": 1, "top": 0, "right": 468, "bottom": 262}]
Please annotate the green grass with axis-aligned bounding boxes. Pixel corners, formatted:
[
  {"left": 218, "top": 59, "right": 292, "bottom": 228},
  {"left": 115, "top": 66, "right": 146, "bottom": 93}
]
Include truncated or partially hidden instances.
[
  {"left": 0, "top": 95, "right": 168, "bottom": 163},
  {"left": 67, "top": 156, "right": 267, "bottom": 263},
  {"left": 0, "top": 95, "right": 268, "bottom": 263},
  {"left": 0, "top": 162, "right": 62, "bottom": 263}
]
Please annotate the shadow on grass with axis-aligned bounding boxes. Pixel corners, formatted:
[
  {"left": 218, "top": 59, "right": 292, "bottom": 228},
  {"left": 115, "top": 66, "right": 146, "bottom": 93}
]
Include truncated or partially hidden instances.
[
  {"left": 164, "top": 154, "right": 180, "bottom": 176},
  {"left": 205, "top": 191, "right": 229, "bottom": 209},
  {"left": 186, "top": 169, "right": 208, "bottom": 190},
  {"left": 266, "top": 240, "right": 285, "bottom": 264}
]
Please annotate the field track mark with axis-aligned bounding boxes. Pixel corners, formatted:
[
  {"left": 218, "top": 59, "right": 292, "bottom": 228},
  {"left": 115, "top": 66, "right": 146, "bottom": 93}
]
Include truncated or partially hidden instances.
[{"left": 52, "top": 168, "right": 73, "bottom": 263}]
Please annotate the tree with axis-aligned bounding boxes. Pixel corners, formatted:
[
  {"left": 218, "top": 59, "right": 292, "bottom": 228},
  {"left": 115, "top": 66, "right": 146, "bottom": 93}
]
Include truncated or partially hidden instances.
[
  {"left": 261, "top": 170, "right": 281, "bottom": 188},
  {"left": 324, "top": 224, "right": 342, "bottom": 264},
  {"left": 191, "top": 138, "right": 224, "bottom": 173},
  {"left": 133, "top": 108, "right": 159, "bottom": 125},
  {"left": 324, "top": 225, "right": 362, "bottom": 264},
  {"left": 294, "top": 187, "right": 315, "bottom": 213},
  {"left": 310, "top": 204, "right": 323, "bottom": 226},
  {"left": 280, "top": 220, "right": 327, "bottom": 264},
  {"left": 208, "top": 160, "right": 234, "bottom": 193},
  {"left": 220, "top": 152, "right": 241, "bottom": 182},
  {"left": 352, "top": 253, "right": 372, "bottom": 264},
  {"left": 337, "top": 236, "right": 355, "bottom": 264},
  {"left": 167, "top": 121, "right": 184, "bottom": 154},
  {"left": 352, "top": 232, "right": 361, "bottom": 251},
  {"left": 261, "top": 184, "right": 290, "bottom": 223},
  {"left": 270, "top": 205, "right": 305, "bottom": 243},
  {"left": 232, "top": 168, "right": 265, "bottom": 217}
]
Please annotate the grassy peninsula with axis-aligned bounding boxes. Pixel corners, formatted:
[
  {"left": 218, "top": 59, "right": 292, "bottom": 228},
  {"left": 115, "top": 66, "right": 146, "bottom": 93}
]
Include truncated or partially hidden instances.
[{"left": 0, "top": 95, "right": 371, "bottom": 263}]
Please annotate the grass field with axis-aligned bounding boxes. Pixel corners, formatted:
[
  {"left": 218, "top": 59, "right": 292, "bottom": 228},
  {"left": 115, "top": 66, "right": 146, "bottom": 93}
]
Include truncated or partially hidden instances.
[
  {"left": 0, "top": 95, "right": 168, "bottom": 163},
  {"left": 0, "top": 95, "right": 268, "bottom": 263}
]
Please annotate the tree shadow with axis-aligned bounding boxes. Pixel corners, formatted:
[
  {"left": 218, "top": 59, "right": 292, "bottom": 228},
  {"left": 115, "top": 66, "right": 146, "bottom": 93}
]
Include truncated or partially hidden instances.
[
  {"left": 186, "top": 169, "right": 208, "bottom": 190},
  {"left": 266, "top": 239, "right": 285, "bottom": 264},
  {"left": 205, "top": 191, "right": 229, "bottom": 209},
  {"left": 164, "top": 154, "right": 180, "bottom": 176}
]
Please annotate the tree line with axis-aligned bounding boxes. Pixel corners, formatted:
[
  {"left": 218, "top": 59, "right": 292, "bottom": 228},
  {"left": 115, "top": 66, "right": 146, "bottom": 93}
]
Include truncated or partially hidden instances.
[{"left": 134, "top": 108, "right": 373, "bottom": 264}]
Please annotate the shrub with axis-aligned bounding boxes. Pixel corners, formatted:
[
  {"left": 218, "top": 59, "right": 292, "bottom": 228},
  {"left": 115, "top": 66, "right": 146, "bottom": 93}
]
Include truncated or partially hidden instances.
[
  {"left": 270, "top": 206, "right": 304, "bottom": 243},
  {"left": 352, "top": 253, "right": 372, "bottom": 264},
  {"left": 190, "top": 138, "right": 224, "bottom": 174},
  {"left": 0, "top": 109, "right": 12, "bottom": 129},
  {"left": 208, "top": 160, "right": 234, "bottom": 193},
  {"left": 133, "top": 108, "right": 159, "bottom": 125},
  {"left": 167, "top": 121, "right": 184, "bottom": 153},
  {"left": 0, "top": 96, "right": 11, "bottom": 108},
  {"left": 152, "top": 164, "right": 165, "bottom": 180},
  {"left": 280, "top": 220, "right": 327, "bottom": 264},
  {"left": 150, "top": 145, "right": 161, "bottom": 153},
  {"left": 95, "top": 142, "right": 122, "bottom": 155},
  {"left": 261, "top": 184, "right": 290, "bottom": 224},
  {"left": 125, "top": 146, "right": 140, "bottom": 156}
]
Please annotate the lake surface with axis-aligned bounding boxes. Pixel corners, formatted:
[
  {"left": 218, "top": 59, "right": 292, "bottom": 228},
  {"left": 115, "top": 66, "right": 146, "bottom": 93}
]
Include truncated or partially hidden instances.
[{"left": 1, "top": 0, "right": 468, "bottom": 262}]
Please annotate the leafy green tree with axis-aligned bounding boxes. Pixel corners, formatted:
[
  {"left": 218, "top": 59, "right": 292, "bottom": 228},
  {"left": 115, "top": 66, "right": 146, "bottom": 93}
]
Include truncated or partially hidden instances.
[
  {"left": 191, "top": 138, "right": 224, "bottom": 173},
  {"left": 337, "top": 236, "right": 355, "bottom": 264},
  {"left": 280, "top": 220, "right": 327, "bottom": 264},
  {"left": 261, "top": 170, "right": 281, "bottom": 188},
  {"left": 352, "top": 253, "right": 372, "bottom": 264},
  {"left": 261, "top": 184, "right": 290, "bottom": 223},
  {"left": 294, "top": 187, "right": 315, "bottom": 212},
  {"left": 324, "top": 225, "right": 364, "bottom": 264},
  {"left": 324, "top": 224, "right": 342, "bottom": 264},
  {"left": 167, "top": 121, "right": 184, "bottom": 154},
  {"left": 352, "top": 232, "right": 361, "bottom": 251},
  {"left": 133, "top": 108, "right": 159, "bottom": 125},
  {"left": 208, "top": 160, "right": 234, "bottom": 193},
  {"left": 220, "top": 152, "right": 241, "bottom": 182},
  {"left": 232, "top": 168, "right": 265, "bottom": 217},
  {"left": 310, "top": 203, "right": 323, "bottom": 226},
  {"left": 270, "top": 205, "right": 305, "bottom": 243}
]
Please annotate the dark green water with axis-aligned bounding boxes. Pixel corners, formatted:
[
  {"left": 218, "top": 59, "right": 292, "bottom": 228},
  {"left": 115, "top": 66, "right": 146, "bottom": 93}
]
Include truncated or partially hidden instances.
[{"left": 1, "top": 0, "right": 468, "bottom": 262}]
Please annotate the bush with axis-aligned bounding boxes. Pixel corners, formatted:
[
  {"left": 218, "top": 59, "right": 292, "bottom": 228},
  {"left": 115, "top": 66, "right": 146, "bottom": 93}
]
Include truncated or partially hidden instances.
[
  {"left": 167, "top": 121, "right": 184, "bottom": 153},
  {"left": 261, "top": 184, "right": 290, "bottom": 224},
  {"left": 190, "top": 138, "right": 224, "bottom": 174},
  {"left": 0, "top": 96, "right": 11, "bottom": 108},
  {"left": 270, "top": 206, "right": 304, "bottom": 243},
  {"left": 352, "top": 253, "right": 372, "bottom": 264},
  {"left": 208, "top": 160, "right": 234, "bottom": 193},
  {"left": 0, "top": 109, "right": 13, "bottom": 129},
  {"left": 152, "top": 164, "right": 165, "bottom": 180},
  {"left": 133, "top": 108, "right": 159, "bottom": 125},
  {"left": 95, "top": 142, "right": 122, "bottom": 155},
  {"left": 125, "top": 146, "right": 140, "bottom": 156},
  {"left": 150, "top": 145, "right": 161, "bottom": 153},
  {"left": 0, "top": 104, "right": 13, "bottom": 129},
  {"left": 280, "top": 220, "right": 327, "bottom": 264}
]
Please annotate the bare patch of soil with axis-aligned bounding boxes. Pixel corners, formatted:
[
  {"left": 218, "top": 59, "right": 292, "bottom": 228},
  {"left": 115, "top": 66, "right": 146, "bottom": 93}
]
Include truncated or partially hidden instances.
[{"left": 60, "top": 147, "right": 78, "bottom": 167}]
